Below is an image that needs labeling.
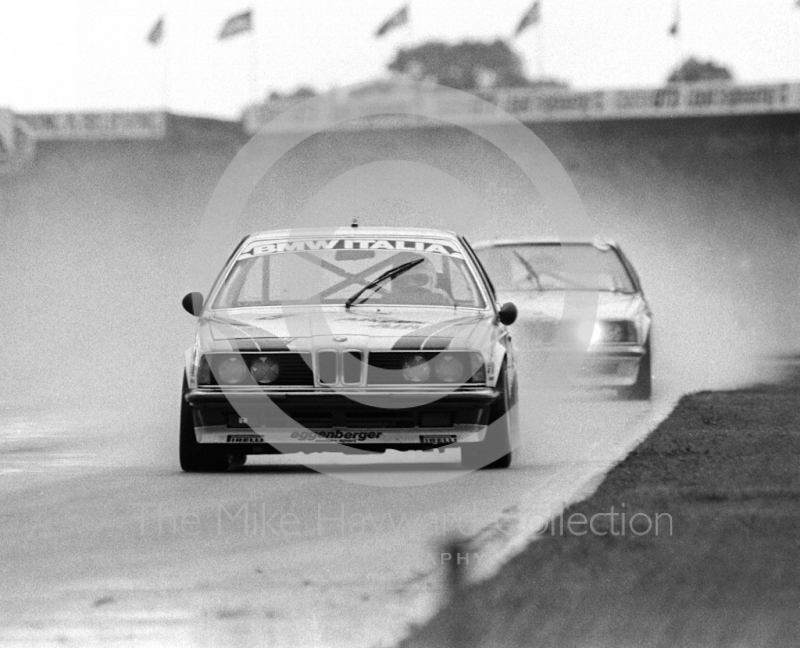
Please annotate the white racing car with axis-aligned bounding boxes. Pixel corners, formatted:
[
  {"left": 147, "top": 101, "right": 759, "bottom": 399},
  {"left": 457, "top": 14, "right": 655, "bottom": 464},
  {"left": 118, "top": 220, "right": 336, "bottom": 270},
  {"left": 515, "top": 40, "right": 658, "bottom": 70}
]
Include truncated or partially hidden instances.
[
  {"left": 180, "top": 227, "right": 520, "bottom": 472},
  {"left": 473, "top": 238, "right": 652, "bottom": 399}
]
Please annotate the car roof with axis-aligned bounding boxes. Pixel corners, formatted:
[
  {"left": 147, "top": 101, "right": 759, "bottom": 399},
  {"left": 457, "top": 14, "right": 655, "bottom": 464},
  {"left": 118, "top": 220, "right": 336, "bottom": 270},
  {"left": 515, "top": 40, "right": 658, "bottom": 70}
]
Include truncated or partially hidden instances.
[
  {"left": 471, "top": 236, "right": 618, "bottom": 251},
  {"left": 244, "top": 226, "right": 461, "bottom": 244}
]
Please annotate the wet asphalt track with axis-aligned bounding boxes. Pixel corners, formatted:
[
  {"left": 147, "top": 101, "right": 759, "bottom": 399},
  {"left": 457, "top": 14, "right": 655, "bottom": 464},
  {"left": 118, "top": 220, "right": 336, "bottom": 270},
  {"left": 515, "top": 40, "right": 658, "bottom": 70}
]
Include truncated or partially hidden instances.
[{"left": 0, "top": 372, "right": 678, "bottom": 647}]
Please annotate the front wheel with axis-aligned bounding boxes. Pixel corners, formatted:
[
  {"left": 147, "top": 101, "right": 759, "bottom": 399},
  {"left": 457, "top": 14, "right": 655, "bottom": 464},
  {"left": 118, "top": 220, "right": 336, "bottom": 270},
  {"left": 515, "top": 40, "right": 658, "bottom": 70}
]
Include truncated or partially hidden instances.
[
  {"left": 461, "top": 365, "right": 515, "bottom": 470},
  {"left": 179, "top": 375, "right": 230, "bottom": 472}
]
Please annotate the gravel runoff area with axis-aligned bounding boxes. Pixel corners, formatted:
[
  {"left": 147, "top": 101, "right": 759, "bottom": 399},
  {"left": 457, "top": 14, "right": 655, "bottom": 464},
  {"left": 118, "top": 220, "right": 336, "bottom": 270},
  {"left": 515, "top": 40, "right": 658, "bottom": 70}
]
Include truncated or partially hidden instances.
[{"left": 399, "top": 368, "right": 800, "bottom": 648}]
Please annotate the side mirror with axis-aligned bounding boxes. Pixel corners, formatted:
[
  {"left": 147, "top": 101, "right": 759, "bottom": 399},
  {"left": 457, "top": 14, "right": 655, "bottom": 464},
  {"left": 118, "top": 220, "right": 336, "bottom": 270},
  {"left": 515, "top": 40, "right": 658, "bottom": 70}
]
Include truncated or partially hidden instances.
[
  {"left": 182, "top": 292, "right": 204, "bottom": 316},
  {"left": 498, "top": 302, "right": 517, "bottom": 326}
]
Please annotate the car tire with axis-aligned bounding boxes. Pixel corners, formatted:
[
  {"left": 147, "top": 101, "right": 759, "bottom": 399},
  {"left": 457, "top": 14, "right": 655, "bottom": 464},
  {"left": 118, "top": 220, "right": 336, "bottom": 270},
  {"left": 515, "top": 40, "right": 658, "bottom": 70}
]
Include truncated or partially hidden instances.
[
  {"left": 229, "top": 453, "right": 247, "bottom": 468},
  {"left": 619, "top": 338, "right": 652, "bottom": 401},
  {"left": 461, "top": 364, "right": 514, "bottom": 470},
  {"left": 179, "top": 375, "right": 230, "bottom": 472}
]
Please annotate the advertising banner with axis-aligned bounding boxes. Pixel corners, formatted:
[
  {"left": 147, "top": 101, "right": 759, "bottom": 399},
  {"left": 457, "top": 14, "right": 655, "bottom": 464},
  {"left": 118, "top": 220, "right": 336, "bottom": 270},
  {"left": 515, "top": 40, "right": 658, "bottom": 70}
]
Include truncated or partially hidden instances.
[
  {"left": 19, "top": 111, "right": 167, "bottom": 140},
  {"left": 244, "top": 82, "right": 800, "bottom": 134}
]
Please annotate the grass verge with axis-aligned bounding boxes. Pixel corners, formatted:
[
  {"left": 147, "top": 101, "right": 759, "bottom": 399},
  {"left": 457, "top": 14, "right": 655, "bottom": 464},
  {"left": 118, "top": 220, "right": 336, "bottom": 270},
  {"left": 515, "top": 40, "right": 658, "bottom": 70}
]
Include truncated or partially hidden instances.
[{"left": 399, "top": 373, "right": 800, "bottom": 648}]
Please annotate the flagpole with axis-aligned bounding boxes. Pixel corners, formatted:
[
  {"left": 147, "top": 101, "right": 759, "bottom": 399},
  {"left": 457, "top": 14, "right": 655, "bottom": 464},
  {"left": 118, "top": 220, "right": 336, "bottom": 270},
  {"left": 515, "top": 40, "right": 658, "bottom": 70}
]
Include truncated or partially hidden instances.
[
  {"left": 250, "top": 7, "right": 260, "bottom": 104},
  {"left": 406, "top": 1, "right": 414, "bottom": 48},
  {"left": 162, "top": 18, "right": 171, "bottom": 112},
  {"left": 512, "top": 1, "right": 543, "bottom": 81},
  {"left": 536, "top": 21, "right": 545, "bottom": 79},
  {"left": 374, "top": 3, "right": 412, "bottom": 85},
  {"left": 671, "top": 0, "right": 684, "bottom": 71},
  {"left": 400, "top": 1, "right": 414, "bottom": 91}
]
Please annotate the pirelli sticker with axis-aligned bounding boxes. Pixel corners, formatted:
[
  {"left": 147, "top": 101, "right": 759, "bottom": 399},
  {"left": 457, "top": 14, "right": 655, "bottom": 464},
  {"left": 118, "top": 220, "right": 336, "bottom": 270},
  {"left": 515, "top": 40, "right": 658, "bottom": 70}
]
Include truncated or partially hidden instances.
[
  {"left": 244, "top": 239, "right": 464, "bottom": 259},
  {"left": 227, "top": 434, "right": 265, "bottom": 443},
  {"left": 420, "top": 435, "right": 458, "bottom": 445}
]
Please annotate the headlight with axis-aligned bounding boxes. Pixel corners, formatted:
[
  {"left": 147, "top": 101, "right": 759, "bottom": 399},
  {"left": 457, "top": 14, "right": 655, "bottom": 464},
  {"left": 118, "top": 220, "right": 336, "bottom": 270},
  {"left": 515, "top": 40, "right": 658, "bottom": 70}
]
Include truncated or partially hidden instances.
[
  {"left": 402, "top": 354, "right": 431, "bottom": 382},
  {"left": 216, "top": 356, "right": 249, "bottom": 384},
  {"left": 250, "top": 356, "right": 280, "bottom": 384},
  {"left": 434, "top": 353, "right": 464, "bottom": 383},
  {"left": 590, "top": 321, "right": 636, "bottom": 344}
]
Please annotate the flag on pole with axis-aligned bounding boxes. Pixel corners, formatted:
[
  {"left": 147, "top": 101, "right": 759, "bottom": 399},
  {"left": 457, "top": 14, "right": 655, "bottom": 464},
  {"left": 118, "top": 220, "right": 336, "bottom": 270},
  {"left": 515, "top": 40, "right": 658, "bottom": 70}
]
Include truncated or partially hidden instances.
[
  {"left": 514, "top": 1, "right": 541, "bottom": 38},
  {"left": 668, "top": 1, "right": 680, "bottom": 36},
  {"left": 375, "top": 4, "right": 409, "bottom": 38},
  {"left": 219, "top": 9, "right": 253, "bottom": 39},
  {"left": 147, "top": 16, "right": 164, "bottom": 46}
]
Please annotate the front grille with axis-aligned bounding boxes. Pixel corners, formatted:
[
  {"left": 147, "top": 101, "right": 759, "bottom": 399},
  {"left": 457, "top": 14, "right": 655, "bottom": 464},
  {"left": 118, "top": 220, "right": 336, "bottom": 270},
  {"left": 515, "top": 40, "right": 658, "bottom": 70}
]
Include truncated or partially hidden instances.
[
  {"left": 343, "top": 351, "right": 363, "bottom": 383},
  {"left": 313, "top": 350, "right": 366, "bottom": 385},
  {"left": 317, "top": 351, "right": 337, "bottom": 384}
]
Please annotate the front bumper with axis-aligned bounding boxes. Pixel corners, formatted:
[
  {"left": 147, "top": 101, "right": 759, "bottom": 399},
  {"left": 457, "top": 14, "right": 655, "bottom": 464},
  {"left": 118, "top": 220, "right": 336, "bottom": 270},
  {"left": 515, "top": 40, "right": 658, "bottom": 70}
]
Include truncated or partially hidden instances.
[
  {"left": 575, "top": 345, "right": 645, "bottom": 387},
  {"left": 185, "top": 387, "right": 498, "bottom": 451},
  {"left": 519, "top": 345, "right": 645, "bottom": 387}
]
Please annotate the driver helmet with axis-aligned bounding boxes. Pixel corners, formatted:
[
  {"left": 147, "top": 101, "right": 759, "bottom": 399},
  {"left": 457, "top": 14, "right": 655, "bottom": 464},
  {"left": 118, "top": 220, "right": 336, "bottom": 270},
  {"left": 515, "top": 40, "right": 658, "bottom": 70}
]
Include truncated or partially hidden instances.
[{"left": 392, "top": 258, "right": 436, "bottom": 292}]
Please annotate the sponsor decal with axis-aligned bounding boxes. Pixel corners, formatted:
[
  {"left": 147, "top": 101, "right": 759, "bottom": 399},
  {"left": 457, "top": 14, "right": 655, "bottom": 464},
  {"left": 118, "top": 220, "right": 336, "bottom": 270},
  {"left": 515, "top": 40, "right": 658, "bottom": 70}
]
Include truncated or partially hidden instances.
[
  {"left": 344, "top": 318, "right": 423, "bottom": 330},
  {"left": 227, "top": 434, "right": 265, "bottom": 443},
  {"left": 290, "top": 430, "right": 383, "bottom": 442},
  {"left": 246, "top": 239, "right": 463, "bottom": 259},
  {"left": 420, "top": 435, "right": 458, "bottom": 445}
]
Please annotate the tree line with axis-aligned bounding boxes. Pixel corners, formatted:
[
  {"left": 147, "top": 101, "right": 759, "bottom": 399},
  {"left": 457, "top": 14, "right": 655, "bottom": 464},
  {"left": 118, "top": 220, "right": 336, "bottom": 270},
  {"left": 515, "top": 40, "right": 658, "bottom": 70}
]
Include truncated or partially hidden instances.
[{"left": 267, "top": 40, "right": 733, "bottom": 100}]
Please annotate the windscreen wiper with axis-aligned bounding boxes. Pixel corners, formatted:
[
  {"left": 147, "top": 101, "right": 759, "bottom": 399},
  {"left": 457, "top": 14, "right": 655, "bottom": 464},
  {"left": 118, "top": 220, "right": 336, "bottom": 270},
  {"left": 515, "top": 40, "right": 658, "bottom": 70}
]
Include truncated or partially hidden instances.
[
  {"left": 344, "top": 259, "right": 424, "bottom": 309},
  {"left": 539, "top": 270, "right": 594, "bottom": 290},
  {"left": 513, "top": 251, "right": 542, "bottom": 290}
]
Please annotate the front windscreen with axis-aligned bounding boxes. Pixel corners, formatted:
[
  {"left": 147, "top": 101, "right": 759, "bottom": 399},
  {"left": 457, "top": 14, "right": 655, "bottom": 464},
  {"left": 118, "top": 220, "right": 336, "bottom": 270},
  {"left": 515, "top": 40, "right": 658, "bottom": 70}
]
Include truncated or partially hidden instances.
[
  {"left": 212, "top": 237, "right": 486, "bottom": 309},
  {"left": 477, "top": 243, "right": 636, "bottom": 293}
]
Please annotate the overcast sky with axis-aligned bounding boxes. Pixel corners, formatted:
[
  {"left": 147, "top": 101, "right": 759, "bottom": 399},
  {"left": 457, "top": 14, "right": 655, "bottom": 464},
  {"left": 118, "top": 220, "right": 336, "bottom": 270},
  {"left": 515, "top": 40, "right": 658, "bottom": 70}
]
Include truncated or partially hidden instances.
[{"left": 1, "top": 0, "right": 797, "bottom": 119}]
